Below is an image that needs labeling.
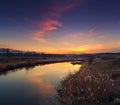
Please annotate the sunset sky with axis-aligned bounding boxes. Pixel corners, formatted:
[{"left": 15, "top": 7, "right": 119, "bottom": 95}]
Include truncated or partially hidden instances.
[{"left": 0, "top": 0, "right": 120, "bottom": 54}]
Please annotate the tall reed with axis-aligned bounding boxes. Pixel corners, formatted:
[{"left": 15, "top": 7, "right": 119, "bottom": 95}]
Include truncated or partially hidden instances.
[{"left": 53, "top": 67, "right": 117, "bottom": 105}]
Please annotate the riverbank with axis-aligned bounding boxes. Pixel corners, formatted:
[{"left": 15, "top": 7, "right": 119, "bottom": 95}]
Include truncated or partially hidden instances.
[
  {"left": 53, "top": 57, "right": 120, "bottom": 105},
  {"left": 0, "top": 56, "right": 85, "bottom": 72}
]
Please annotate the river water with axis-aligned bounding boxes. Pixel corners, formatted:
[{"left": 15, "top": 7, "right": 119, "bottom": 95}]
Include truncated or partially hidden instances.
[{"left": 0, "top": 62, "right": 81, "bottom": 105}]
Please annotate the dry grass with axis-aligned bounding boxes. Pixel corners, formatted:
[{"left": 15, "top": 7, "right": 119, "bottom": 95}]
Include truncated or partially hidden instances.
[
  {"left": 90, "top": 58, "right": 120, "bottom": 81},
  {"left": 0, "top": 56, "right": 81, "bottom": 71},
  {"left": 53, "top": 65, "right": 118, "bottom": 105}
]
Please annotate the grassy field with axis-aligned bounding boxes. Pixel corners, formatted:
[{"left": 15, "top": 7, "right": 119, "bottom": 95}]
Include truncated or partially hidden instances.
[{"left": 90, "top": 57, "right": 120, "bottom": 80}]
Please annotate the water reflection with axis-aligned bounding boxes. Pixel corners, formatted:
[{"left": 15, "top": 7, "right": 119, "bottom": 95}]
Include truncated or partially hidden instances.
[
  {"left": 27, "top": 62, "right": 81, "bottom": 97},
  {"left": 28, "top": 72, "right": 56, "bottom": 96},
  {"left": 0, "top": 62, "right": 58, "bottom": 76},
  {"left": 0, "top": 62, "right": 81, "bottom": 105}
]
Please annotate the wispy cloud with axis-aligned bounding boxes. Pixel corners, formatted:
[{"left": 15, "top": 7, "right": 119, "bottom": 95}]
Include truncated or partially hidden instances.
[
  {"left": 88, "top": 25, "right": 102, "bottom": 33},
  {"left": 31, "top": 0, "right": 83, "bottom": 42},
  {"left": 52, "top": 0, "right": 82, "bottom": 13},
  {"left": 62, "top": 25, "right": 110, "bottom": 39},
  {"left": 39, "top": 18, "right": 62, "bottom": 31},
  {"left": 32, "top": 31, "right": 46, "bottom": 42},
  {"left": 32, "top": 18, "right": 62, "bottom": 42}
]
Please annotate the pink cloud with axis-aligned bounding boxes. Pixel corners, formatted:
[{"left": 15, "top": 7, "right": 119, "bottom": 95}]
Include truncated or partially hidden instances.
[
  {"left": 31, "top": 0, "right": 83, "bottom": 42},
  {"left": 40, "top": 18, "right": 62, "bottom": 31},
  {"left": 32, "top": 18, "right": 62, "bottom": 42}
]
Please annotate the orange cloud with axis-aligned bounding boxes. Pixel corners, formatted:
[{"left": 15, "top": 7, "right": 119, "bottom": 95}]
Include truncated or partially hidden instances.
[
  {"left": 67, "top": 44, "right": 105, "bottom": 53},
  {"left": 36, "top": 44, "right": 105, "bottom": 54},
  {"left": 0, "top": 43, "right": 10, "bottom": 48},
  {"left": 32, "top": 31, "right": 46, "bottom": 42}
]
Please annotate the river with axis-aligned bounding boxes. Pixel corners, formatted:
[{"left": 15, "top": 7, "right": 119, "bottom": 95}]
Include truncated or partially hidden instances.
[{"left": 0, "top": 62, "right": 81, "bottom": 105}]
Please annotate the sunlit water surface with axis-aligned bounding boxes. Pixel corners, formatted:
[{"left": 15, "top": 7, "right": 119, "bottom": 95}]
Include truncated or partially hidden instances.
[{"left": 0, "top": 62, "right": 81, "bottom": 105}]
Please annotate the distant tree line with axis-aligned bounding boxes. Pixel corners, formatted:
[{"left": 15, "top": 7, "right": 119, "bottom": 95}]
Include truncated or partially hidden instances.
[
  {"left": 0, "top": 48, "right": 43, "bottom": 57},
  {"left": 1, "top": 48, "right": 120, "bottom": 58},
  {"left": 0, "top": 48, "right": 69, "bottom": 58}
]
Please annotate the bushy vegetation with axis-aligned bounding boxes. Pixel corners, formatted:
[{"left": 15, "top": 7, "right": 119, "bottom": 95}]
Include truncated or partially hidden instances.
[{"left": 53, "top": 66, "right": 117, "bottom": 105}]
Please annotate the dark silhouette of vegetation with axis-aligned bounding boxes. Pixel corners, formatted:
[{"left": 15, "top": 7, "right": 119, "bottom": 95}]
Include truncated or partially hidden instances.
[
  {"left": 0, "top": 48, "right": 43, "bottom": 57},
  {"left": 88, "top": 56, "right": 94, "bottom": 64}
]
